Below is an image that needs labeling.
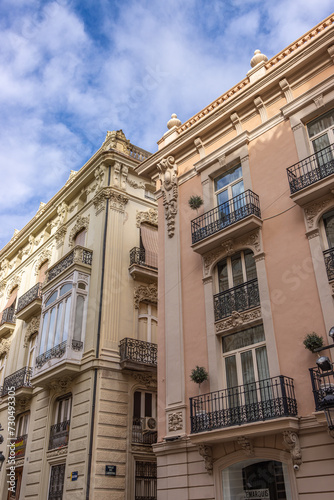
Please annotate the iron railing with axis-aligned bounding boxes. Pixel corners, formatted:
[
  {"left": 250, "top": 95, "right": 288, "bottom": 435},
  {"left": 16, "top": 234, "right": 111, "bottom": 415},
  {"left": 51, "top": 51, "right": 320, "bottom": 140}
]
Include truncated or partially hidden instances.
[
  {"left": 132, "top": 417, "right": 157, "bottom": 445},
  {"left": 214, "top": 279, "right": 260, "bottom": 321},
  {"left": 191, "top": 190, "right": 261, "bottom": 244},
  {"left": 190, "top": 375, "right": 297, "bottom": 433},
  {"left": 129, "top": 247, "right": 158, "bottom": 270},
  {"left": 48, "top": 420, "right": 70, "bottom": 450},
  {"left": 36, "top": 341, "right": 67, "bottom": 368},
  {"left": 323, "top": 248, "right": 334, "bottom": 281},
  {"left": 46, "top": 246, "right": 93, "bottom": 283},
  {"left": 119, "top": 338, "right": 157, "bottom": 367},
  {"left": 135, "top": 461, "right": 157, "bottom": 500},
  {"left": 71, "top": 340, "right": 83, "bottom": 351},
  {"left": 287, "top": 143, "right": 334, "bottom": 194},
  {"left": 16, "top": 282, "right": 42, "bottom": 314},
  {"left": 1, "top": 367, "right": 33, "bottom": 396},
  {"left": 13, "top": 434, "right": 27, "bottom": 459},
  {"left": 0, "top": 306, "right": 16, "bottom": 327},
  {"left": 309, "top": 366, "right": 334, "bottom": 411}
]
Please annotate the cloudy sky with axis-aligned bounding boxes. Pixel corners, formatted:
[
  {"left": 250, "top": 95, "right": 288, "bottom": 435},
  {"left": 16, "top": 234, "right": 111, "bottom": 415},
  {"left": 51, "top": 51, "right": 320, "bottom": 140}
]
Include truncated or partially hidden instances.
[{"left": 0, "top": 0, "right": 333, "bottom": 249}]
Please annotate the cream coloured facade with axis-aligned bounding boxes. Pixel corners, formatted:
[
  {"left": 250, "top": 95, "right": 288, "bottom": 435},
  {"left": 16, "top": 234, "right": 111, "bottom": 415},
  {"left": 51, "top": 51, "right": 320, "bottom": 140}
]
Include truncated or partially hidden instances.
[
  {"left": 137, "top": 14, "right": 334, "bottom": 500},
  {"left": 0, "top": 130, "right": 159, "bottom": 499}
]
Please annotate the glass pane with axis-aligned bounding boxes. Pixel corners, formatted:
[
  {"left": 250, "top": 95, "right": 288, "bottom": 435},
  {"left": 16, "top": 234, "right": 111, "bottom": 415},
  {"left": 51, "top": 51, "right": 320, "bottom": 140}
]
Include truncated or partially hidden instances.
[
  {"left": 46, "top": 290, "right": 58, "bottom": 307},
  {"left": 133, "top": 392, "right": 141, "bottom": 418},
  {"left": 231, "top": 253, "right": 243, "bottom": 286},
  {"left": 39, "top": 311, "right": 49, "bottom": 354},
  {"left": 244, "top": 249, "right": 257, "bottom": 281},
  {"left": 145, "top": 393, "right": 152, "bottom": 417},
  {"left": 307, "top": 109, "right": 334, "bottom": 138},
  {"left": 217, "top": 188, "right": 229, "bottom": 207},
  {"left": 218, "top": 259, "right": 229, "bottom": 291},
  {"left": 323, "top": 210, "right": 334, "bottom": 249},
  {"left": 46, "top": 307, "right": 56, "bottom": 351},
  {"left": 215, "top": 164, "right": 242, "bottom": 191},
  {"left": 225, "top": 356, "right": 238, "bottom": 388},
  {"left": 312, "top": 133, "right": 330, "bottom": 153},
  {"left": 241, "top": 350, "right": 257, "bottom": 405},
  {"left": 73, "top": 296, "right": 84, "bottom": 341},
  {"left": 60, "top": 283, "right": 72, "bottom": 296},
  {"left": 62, "top": 297, "right": 72, "bottom": 342},
  {"left": 222, "top": 325, "right": 265, "bottom": 353},
  {"left": 54, "top": 302, "right": 63, "bottom": 346},
  {"left": 231, "top": 179, "right": 244, "bottom": 198},
  {"left": 256, "top": 346, "right": 270, "bottom": 381}
]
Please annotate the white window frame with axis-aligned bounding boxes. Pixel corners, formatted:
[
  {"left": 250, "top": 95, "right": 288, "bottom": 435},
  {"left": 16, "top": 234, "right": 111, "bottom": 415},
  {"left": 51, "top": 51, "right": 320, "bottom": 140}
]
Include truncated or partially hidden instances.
[
  {"left": 214, "top": 163, "right": 244, "bottom": 208},
  {"left": 138, "top": 303, "right": 158, "bottom": 343},
  {"left": 217, "top": 249, "right": 257, "bottom": 293}
]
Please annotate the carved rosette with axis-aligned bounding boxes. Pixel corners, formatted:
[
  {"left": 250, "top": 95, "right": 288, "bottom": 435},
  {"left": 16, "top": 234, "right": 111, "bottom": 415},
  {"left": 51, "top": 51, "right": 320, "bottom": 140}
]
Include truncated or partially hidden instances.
[
  {"left": 69, "top": 215, "right": 90, "bottom": 247},
  {"left": 157, "top": 156, "right": 178, "bottom": 237},
  {"left": 34, "top": 249, "right": 52, "bottom": 276},
  {"left": 0, "top": 338, "right": 12, "bottom": 357},
  {"left": 215, "top": 308, "right": 262, "bottom": 334},
  {"left": 131, "top": 372, "right": 157, "bottom": 389},
  {"left": 136, "top": 209, "right": 158, "bottom": 228},
  {"left": 198, "top": 444, "right": 213, "bottom": 474},
  {"left": 283, "top": 431, "right": 302, "bottom": 466},
  {"left": 168, "top": 411, "right": 183, "bottom": 432},
  {"left": 24, "top": 316, "right": 41, "bottom": 347},
  {"left": 134, "top": 284, "right": 158, "bottom": 309}
]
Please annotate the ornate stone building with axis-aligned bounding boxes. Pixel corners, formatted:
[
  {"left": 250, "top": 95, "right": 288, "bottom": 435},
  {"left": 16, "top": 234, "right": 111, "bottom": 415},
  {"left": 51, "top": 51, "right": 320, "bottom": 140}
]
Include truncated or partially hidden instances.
[
  {"left": 0, "top": 130, "right": 159, "bottom": 499},
  {"left": 137, "top": 14, "right": 334, "bottom": 500}
]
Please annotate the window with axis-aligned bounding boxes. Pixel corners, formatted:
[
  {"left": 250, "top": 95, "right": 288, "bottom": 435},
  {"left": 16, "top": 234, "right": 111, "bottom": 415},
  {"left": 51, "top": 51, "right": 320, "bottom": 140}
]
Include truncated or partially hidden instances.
[
  {"left": 307, "top": 108, "right": 334, "bottom": 153},
  {"left": 15, "top": 412, "right": 29, "bottom": 460},
  {"left": 0, "top": 354, "right": 6, "bottom": 387},
  {"left": 74, "top": 229, "right": 86, "bottom": 247},
  {"left": 48, "top": 463, "right": 65, "bottom": 500},
  {"left": 132, "top": 390, "right": 157, "bottom": 444},
  {"left": 135, "top": 461, "right": 157, "bottom": 500},
  {"left": 38, "top": 260, "right": 49, "bottom": 284},
  {"left": 1, "top": 286, "right": 18, "bottom": 322},
  {"left": 217, "top": 250, "right": 256, "bottom": 292},
  {"left": 49, "top": 394, "right": 71, "bottom": 450},
  {"left": 27, "top": 334, "right": 37, "bottom": 368},
  {"left": 322, "top": 210, "right": 334, "bottom": 250},
  {"left": 140, "top": 224, "right": 158, "bottom": 268},
  {"left": 215, "top": 164, "right": 244, "bottom": 209},
  {"left": 138, "top": 303, "right": 157, "bottom": 343}
]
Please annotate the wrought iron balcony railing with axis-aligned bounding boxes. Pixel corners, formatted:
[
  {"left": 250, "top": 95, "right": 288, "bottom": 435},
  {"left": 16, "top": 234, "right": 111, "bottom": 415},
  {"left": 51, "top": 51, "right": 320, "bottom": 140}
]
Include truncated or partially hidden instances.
[
  {"left": 287, "top": 143, "right": 334, "bottom": 194},
  {"left": 48, "top": 419, "right": 70, "bottom": 450},
  {"left": 309, "top": 366, "right": 334, "bottom": 411},
  {"left": 16, "top": 282, "right": 42, "bottom": 314},
  {"left": 0, "top": 306, "right": 16, "bottom": 327},
  {"left": 323, "top": 248, "right": 334, "bottom": 281},
  {"left": 129, "top": 247, "right": 158, "bottom": 270},
  {"left": 46, "top": 246, "right": 93, "bottom": 283},
  {"left": 36, "top": 341, "right": 67, "bottom": 368},
  {"left": 1, "top": 367, "right": 33, "bottom": 396},
  {"left": 190, "top": 375, "right": 297, "bottom": 433},
  {"left": 119, "top": 338, "right": 157, "bottom": 367},
  {"left": 214, "top": 279, "right": 260, "bottom": 321},
  {"left": 13, "top": 434, "right": 27, "bottom": 459},
  {"left": 191, "top": 190, "right": 261, "bottom": 244},
  {"left": 132, "top": 417, "right": 158, "bottom": 445}
]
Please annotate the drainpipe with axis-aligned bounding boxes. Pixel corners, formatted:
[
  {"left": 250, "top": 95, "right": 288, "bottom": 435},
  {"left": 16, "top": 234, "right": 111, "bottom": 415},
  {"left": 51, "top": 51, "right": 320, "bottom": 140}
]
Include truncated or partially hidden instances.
[{"left": 86, "top": 165, "right": 111, "bottom": 500}]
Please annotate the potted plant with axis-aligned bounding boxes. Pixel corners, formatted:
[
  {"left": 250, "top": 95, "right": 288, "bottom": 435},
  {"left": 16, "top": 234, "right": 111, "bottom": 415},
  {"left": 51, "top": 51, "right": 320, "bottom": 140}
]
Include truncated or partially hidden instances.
[
  {"left": 303, "top": 332, "right": 324, "bottom": 353},
  {"left": 188, "top": 195, "right": 204, "bottom": 213}
]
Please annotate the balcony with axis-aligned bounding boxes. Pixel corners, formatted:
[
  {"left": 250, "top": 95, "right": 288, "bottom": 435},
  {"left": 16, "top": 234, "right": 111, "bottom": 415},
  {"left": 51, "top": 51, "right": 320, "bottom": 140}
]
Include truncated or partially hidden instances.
[
  {"left": 32, "top": 340, "right": 84, "bottom": 387},
  {"left": 0, "top": 307, "right": 16, "bottom": 337},
  {"left": 323, "top": 248, "right": 334, "bottom": 281},
  {"left": 191, "top": 190, "right": 262, "bottom": 254},
  {"left": 1, "top": 367, "right": 33, "bottom": 398},
  {"left": 15, "top": 283, "right": 42, "bottom": 321},
  {"left": 119, "top": 338, "right": 157, "bottom": 372},
  {"left": 132, "top": 417, "right": 157, "bottom": 445},
  {"left": 48, "top": 420, "right": 70, "bottom": 450},
  {"left": 190, "top": 376, "right": 298, "bottom": 439},
  {"left": 214, "top": 279, "right": 260, "bottom": 322},
  {"left": 129, "top": 247, "right": 158, "bottom": 282},
  {"left": 43, "top": 245, "right": 93, "bottom": 292},
  {"left": 13, "top": 434, "right": 27, "bottom": 460},
  {"left": 309, "top": 365, "right": 334, "bottom": 411},
  {"left": 287, "top": 143, "right": 334, "bottom": 205}
]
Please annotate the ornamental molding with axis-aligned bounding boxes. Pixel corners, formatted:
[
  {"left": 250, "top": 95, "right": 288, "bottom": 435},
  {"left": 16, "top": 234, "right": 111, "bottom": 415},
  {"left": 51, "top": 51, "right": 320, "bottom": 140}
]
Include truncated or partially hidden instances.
[
  {"left": 157, "top": 156, "right": 178, "bottom": 237},
  {"left": 93, "top": 188, "right": 108, "bottom": 215},
  {"left": 109, "top": 190, "right": 129, "bottom": 213},
  {"left": 56, "top": 201, "right": 69, "bottom": 227},
  {"left": 0, "top": 338, "right": 12, "bottom": 357},
  {"left": 94, "top": 164, "right": 106, "bottom": 190},
  {"left": 168, "top": 411, "right": 183, "bottom": 432},
  {"left": 68, "top": 215, "right": 90, "bottom": 248},
  {"left": 49, "top": 376, "right": 72, "bottom": 394},
  {"left": 136, "top": 209, "right": 158, "bottom": 228},
  {"left": 283, "top": 431, "right": 302, "bottom": 466},
  {"left": 46, "top": 446, "right": 68, "bottom": 461},
  {"left": 0, "top": 281, "right": 6, "bottom": 298},
  {"left": 34, "top": 249, "right": 52, "bottom": 276},
  {"left": 198, "top": 444, "right": 213, "bottom": 474},
  {"left": 134, "top": 284, "right": 158, "bottom": 309},
  {"left": 237, "top": 436, "right": 254, "bottom": 457},
  {"left": 55, "top": 226, "right": 67, "bottom": 248},
  {"left": 304, "top": 197, "right": 334, "bottom": 231},
  {"left": 127, "top": 178, "right": 145, "bottom": 189},
  {"left": 131, "top": 372, "right": 157, "bottom": 389},
  {"left": 24, "top": 316, "right": 40, "bottom": 348},
  {"left": 6, "top": 275, "right": 22, "bottom": 298},
  {"left": 215, "top": 308, "right": 262, "bottom": 334}
]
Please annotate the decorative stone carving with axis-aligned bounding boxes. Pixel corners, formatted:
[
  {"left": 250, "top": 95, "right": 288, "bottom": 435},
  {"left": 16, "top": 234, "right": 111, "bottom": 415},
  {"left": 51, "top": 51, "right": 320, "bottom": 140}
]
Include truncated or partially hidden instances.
[
  {"left": 314, "top": 95, "right": 324, "bottom": 109},
  {"left": 78, "top": 273, "right": 89, "bottom": 284},
  {"left": 131, "top": 373, "right": 157, "bottom": 389},
  {"left": 215, "top": 308, "right": 262, "bottom": 334},
  {"left": 0, "top": 259, "right": 9, "bottom": 279},
  {"left": 46, "top": 446, "right": 68, "bottom": 460},
  {"left": 128, "top": 178, "right": 145, "bottom": 189},
  {"left": 69, "top": 215, "right": 90, "bottom": 247},
  {"left": 239, "top": 230, "right": 261, "bottom": 253},
  {"left": 109, "top": 191, "right": 129, "bottom": 213},
  {"left": 121, "top": 165, "right": 128, "bottom": 190},
  {"left": 34, "top": 249, "right": 52, "bottom": 276},
  {"left": 134, "top": 284, "right": 158, "bottom": 309},
  {"left": 55, "top": 226, "right": 67, "bottom": 248},
  {"left": 136, "top": 209, "right": 158, "bottom": 228},
  {"left": 6, "top": 275, "right": 22, "bottom": 298},
  {"left": 203, "top": 242, "right": 234, "bottom": 277},
  {"left": 168, "top": 411, "right": 183, "bottom": 432},
  {"left": 94, "top": 165, "right": 105, "bottom": 189},
  {"left": 0, "top": 281, "right": 6, "bottom": 298},
  {"left": 0, "top": 338, "right": 11, "bottom": 357},
  {"left": 279, "top": 78, "right": 293, "bottom": 103},
  {"left": 304, "top": 198, "right": 334, "bottom": 231},
  {"left": 157, "top": 156, "right": 178, "bottom": 237},
  {"left": 24, "top": 316, "right": 40, "bottom": 347},
  {"left": 198, "top": 444, "right": 213, "bottom": 474},
  {"left": 237, "top": 436, "right": 254, "bottom": 456},
  {"left": 283, "top": 431, "right": 302, "bottom": 466},
  {"left": 93, "top": 189, "right": 108, "bottom": 215},
  {"left": 49, "top": 376, "right": 72, "bottom": 394},
  {"left": 57, "top": 201, "right": 68, "bottom": 226},
  {"left": 230, "top": 113, "right": 243, "bottom": 134}
]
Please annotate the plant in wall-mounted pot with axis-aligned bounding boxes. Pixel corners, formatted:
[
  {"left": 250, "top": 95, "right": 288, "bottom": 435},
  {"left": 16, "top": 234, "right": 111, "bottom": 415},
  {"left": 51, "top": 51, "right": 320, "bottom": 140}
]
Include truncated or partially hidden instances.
[
  {"left": 303, "top": 332, "right": 324, "bottom": 353},
  {"left": 190, "top": 366, "right": 208, "bottom": 394},
  {"left": 188, "top": 195, "right": 204, "bottom": 213}
]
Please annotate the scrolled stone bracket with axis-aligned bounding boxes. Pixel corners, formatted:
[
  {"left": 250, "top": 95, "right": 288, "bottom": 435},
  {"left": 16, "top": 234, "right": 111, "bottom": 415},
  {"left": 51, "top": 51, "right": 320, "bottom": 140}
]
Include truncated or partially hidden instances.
[
  {"left": 157, "top": 156, "right": 178, "bottom": 238},
  {"left": 283, "top": 430, "right": 302, "bottom": 466},
  {"left": 198, "top": 444, "right": 213, "bottom": 474}
]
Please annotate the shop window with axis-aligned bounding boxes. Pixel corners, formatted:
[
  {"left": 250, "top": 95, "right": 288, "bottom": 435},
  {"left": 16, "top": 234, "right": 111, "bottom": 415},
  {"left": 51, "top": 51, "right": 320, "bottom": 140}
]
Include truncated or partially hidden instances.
[
  {"left": 138, "top": 303, "right": 157, "bottom": 344},
  {"left": 48, "top": 463, "right": 65, "bottom": 500},
  {"left": 222, "top": 459, "right": 292, "bottom": 500}
]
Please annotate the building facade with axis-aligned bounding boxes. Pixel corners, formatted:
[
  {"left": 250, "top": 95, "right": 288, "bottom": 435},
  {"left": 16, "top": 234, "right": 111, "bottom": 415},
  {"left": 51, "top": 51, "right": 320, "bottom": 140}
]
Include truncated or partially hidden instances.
[
  {"left": 0, "top": 130, "right": 159, "bottom": 499},
  {"left": 137, "top": 14, "right": 334, "bottom": 500}
]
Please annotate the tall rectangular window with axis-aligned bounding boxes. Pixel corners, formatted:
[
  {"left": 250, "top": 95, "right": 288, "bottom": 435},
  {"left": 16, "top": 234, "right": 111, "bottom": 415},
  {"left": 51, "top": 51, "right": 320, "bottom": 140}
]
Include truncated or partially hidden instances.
[{"left": 48, "top": 463, "right": 65, "bottom": 500}]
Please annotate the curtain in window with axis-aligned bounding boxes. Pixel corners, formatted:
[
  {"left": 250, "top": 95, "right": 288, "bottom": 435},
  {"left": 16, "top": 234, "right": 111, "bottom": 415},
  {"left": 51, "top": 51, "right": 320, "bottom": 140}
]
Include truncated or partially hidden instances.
[
  {"left": 141, "top": 224, "right": 158, "bottom": 268},
  {"left": 75, "top": 229, "right": 86, "bottom": 247},
  {"left": 38, "top": 261, "right": 48, "bottom": 283}
]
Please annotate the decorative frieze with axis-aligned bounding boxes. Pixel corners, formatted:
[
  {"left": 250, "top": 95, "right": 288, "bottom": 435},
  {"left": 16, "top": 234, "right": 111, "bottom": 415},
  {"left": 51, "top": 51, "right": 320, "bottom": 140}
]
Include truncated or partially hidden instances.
[
  {"left": 215, "top": 308, "right": 262, "bottom": 334},
  {"left": 198, "top": 444, "right": 213, "bottom": 474},
  {"left": 136, "top": 209, "right": 158, "bottom": 228},
  {"left": 131, "top": 372, "right": 157, "bottom": 389},
  {"left": 128, "top": 178, "right": 145, "bottom": 189},
  {"left": 134, "top": 284, "right": 158, "bottom": 309},
  {"left": 157, "top": 156, "right": 178, "bottom": 238}
]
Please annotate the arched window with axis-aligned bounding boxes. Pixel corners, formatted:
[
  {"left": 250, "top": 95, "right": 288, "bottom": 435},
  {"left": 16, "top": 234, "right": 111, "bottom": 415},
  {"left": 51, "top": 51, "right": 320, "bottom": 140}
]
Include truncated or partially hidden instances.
[
  {"left": 37, "top": 260, "right": 49, "bottom": 284},
  {"left": 74, "top": 229, "right": 86, "bottom": 247},
  {"left": 217, "top": 249, "right": 256, "bottom": 292}
]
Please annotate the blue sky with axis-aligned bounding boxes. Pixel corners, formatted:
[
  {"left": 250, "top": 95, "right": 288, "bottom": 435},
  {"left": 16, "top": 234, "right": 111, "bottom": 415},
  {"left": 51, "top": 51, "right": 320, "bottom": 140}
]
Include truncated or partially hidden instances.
[{"left": 0, "top": 0, "right": 333, "bottom": 249}]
